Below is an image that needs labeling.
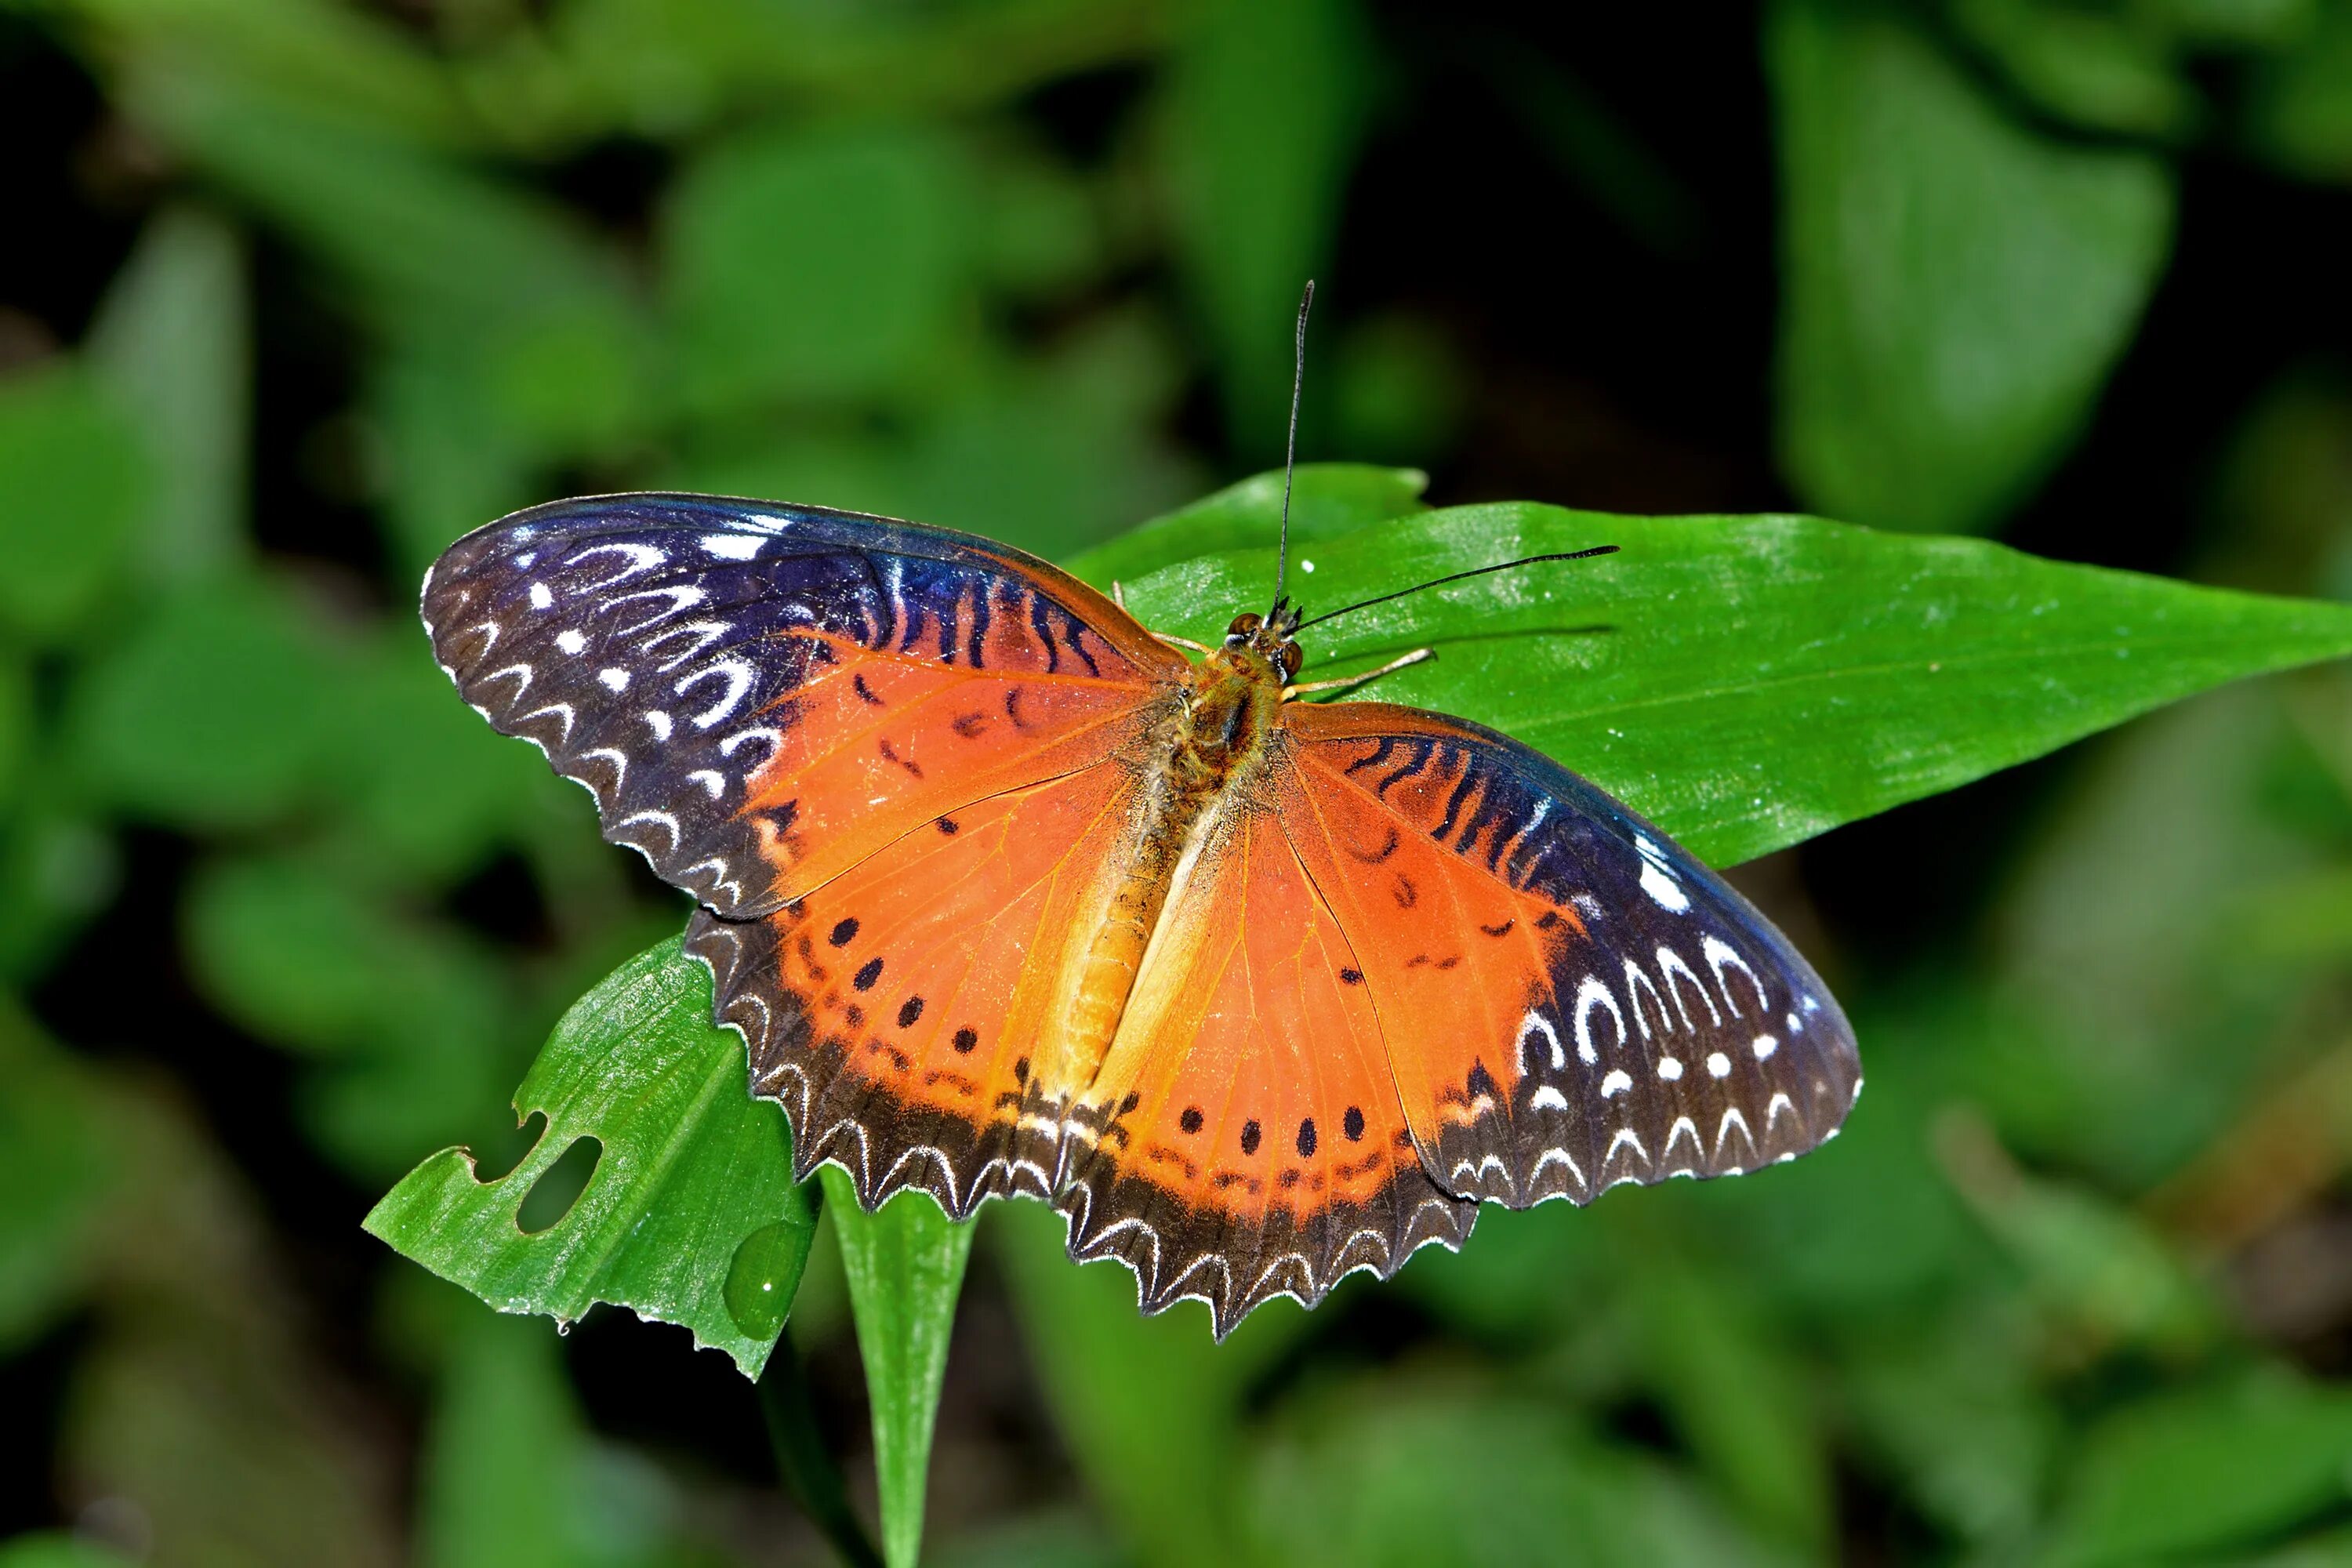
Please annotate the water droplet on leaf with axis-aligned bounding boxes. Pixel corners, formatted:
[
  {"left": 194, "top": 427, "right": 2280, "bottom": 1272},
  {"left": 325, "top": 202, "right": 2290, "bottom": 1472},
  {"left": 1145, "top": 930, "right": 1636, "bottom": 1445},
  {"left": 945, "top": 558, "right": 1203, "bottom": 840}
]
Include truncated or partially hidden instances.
[{"left": 724, "top": 1219, "right": 808, "bottom": 1340}]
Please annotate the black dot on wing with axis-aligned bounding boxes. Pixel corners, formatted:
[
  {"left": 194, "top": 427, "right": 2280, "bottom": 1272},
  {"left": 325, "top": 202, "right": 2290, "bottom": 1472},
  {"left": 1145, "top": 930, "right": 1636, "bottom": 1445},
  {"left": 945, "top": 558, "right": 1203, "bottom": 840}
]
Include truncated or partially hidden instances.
[
  {"left": 897, "top": 996, "right": 924, "bottom": 1028},
  {"left": 1296, "top": 1118, "right": 1317, "bottom": 1158},
  {"left": 1343, "top": 1105, "right": 1365, "bottom": 1142},
  {"left": 1240, "top": 1119, "right": 1262, "bottom": 1156},
  {"left": 829, "top": 917, "right": 860, "bottom": 947},
  {"left": 1179, "top": 1106, "right": 1203, "bottom": 1134},
  {"left": 1338, "top": 967, "right": 1363, "bottom": 985},
  {"left": 937, "top": 817, "right": 960, "bottom": 835},
  {"left": 1013, "top": 1056, "right": 1030, "bottom": 1083},
  {"left": 853, "top": 957, "right": 884, "bottom": 990},
  {"left": 952, "top": 1027, "right": 978, "bottom": 1054},
  {"left": 1119, "top": 1091, "right": 1140, "bottom": 1115}
]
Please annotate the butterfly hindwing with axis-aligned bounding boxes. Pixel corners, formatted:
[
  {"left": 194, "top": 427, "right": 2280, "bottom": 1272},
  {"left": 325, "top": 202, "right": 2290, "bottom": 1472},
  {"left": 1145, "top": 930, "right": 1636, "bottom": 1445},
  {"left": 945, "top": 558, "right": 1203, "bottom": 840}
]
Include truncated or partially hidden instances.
[
  {"left": 686, "top": 759, "right": 1152, "bottom": 1217},
  {"left": 1058, "top": 793, "right": 1476, "bottom": 1335},
  {"left": 1283, "top": 702, "right": 1861, "bottom": 1207},
  {"left": 421, "top": 494, "right": 1184, "bottom": 917}
]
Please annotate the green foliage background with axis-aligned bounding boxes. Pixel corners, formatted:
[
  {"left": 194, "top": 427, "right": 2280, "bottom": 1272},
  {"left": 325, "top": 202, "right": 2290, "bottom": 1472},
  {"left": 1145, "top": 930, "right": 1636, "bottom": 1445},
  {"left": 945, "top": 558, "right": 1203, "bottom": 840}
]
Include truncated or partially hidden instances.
[{"left": 6, "top": 2, "right": 2352, "bottom": 1565}]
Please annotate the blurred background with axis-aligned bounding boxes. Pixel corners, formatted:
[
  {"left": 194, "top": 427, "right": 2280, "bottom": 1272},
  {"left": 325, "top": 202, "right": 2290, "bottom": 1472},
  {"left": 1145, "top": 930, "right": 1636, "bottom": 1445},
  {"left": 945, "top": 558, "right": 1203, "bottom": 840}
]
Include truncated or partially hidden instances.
[{"left": 5, "top": 1, "right": 2352, "bottom": 1564}]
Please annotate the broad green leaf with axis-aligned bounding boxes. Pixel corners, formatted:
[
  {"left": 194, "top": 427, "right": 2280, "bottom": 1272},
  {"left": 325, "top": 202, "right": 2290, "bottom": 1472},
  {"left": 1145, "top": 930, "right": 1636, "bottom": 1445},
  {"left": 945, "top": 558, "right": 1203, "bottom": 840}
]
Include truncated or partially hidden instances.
[
  {"left": 67, "top": 579, "right": 345, "bottom": 830},
  {"left": 1064, "top": 463, "right": 1428, "bottom": 587},
  {"left": 365, "top": 938, "right": 814, "bottom": 1377},
  {"left": 2040, "top": 1374, "right": 2352, "bottom": 1567},
  {"left": 1116, "top": 501, "right": 2352, "bottom": 868},
  {"left": 821, "top": 1168, "right": 977, "bottom": 1568},
  {"left": 665, "top": 122, "right": 968, "bottom": 413},
  {"left": 0, "top": 365, "right": 151, "bottom": 643},
  {"left": 85, "top": 204, "right": 249, "bottom": 586},
  {"left": 1770, "top": 0, "right": 2175, "bottom": 534},
  {"left": 1165, "top": 0, "right": 1373, "bottom": 453}
]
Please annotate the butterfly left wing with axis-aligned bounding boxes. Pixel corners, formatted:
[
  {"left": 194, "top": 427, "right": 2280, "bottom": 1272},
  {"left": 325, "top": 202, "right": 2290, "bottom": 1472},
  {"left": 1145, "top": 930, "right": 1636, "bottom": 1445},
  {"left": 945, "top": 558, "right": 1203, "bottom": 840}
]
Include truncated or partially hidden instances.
[
  {"left": 1281, "top": 702, "right": 1861, "bottom": 1209},
  {"left": 422, "top": 492, "right": 1184, "bottom": 918}
]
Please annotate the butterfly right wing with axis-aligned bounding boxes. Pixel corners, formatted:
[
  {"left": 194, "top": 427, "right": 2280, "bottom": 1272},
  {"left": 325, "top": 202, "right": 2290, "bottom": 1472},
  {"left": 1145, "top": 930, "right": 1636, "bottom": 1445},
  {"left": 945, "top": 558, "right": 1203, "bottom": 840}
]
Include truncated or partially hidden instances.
[{"left": 422, "top": 492, "right": 1185, "bottom": 918}]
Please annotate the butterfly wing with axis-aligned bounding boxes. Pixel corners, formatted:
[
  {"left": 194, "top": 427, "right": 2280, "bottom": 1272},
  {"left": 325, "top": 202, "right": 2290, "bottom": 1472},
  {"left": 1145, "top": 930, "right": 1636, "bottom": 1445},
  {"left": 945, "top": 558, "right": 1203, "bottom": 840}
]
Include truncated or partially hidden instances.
[
  {"left": 421, "top": 493, "right": 1185, "bottom": 917},
  {"left": 1057, "top": 795, "right": 1477, "bottom": 1336},
  {"left": 685, "top": 759, "right": 1152, "bottom": 1216},
  {"left": 1282, "top": 701, "right": 1860, "bottom": 1208}
]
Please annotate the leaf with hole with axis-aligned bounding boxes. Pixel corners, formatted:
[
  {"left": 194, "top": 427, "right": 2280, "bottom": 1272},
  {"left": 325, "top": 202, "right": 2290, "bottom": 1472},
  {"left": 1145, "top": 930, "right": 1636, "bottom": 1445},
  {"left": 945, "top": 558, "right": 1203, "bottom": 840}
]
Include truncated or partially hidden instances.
[{"left": 365, "top": 938, "right": 814, "bottom": 1377}]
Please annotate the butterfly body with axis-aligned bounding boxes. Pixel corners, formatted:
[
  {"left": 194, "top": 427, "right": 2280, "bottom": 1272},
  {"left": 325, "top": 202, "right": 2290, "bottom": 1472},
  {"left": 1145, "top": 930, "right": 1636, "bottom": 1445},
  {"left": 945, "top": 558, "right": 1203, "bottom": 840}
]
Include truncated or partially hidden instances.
[{"left": 424, "top": 493, "right": 1861, "bottom": 1334}]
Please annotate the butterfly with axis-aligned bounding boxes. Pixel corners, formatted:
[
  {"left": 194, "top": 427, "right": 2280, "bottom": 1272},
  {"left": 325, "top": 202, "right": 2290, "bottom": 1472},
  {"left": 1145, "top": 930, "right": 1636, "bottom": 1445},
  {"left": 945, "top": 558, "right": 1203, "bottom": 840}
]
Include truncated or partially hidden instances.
[{"left": 422, "top": 492, "right": 1860, "bottom": 1334}]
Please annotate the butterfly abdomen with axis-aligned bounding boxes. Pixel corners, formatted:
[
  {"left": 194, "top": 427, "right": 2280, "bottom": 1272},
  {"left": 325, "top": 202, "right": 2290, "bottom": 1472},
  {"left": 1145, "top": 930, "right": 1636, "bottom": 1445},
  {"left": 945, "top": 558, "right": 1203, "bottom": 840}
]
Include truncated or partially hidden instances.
[{"left": 1058, "top": 652, "right": 1285, "bottom": 1106}]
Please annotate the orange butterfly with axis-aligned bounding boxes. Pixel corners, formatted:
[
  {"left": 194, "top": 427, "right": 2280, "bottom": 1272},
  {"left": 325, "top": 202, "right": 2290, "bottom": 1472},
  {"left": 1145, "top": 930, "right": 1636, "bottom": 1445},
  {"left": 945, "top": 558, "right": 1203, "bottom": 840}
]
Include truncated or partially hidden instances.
[{"left": 422, "top": 485, "right": 1860, "bottom": 1334}]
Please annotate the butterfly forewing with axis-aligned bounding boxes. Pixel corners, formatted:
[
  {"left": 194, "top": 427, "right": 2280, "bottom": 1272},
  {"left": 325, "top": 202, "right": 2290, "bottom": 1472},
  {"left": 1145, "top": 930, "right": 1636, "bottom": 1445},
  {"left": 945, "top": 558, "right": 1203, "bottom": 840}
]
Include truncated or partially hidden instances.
[
  {"left": 420, "top": 494, "right": 1182, "bottom": 917},
  {"left": 1284, "top": 702, "right": 1861, "bottom": 1206}
]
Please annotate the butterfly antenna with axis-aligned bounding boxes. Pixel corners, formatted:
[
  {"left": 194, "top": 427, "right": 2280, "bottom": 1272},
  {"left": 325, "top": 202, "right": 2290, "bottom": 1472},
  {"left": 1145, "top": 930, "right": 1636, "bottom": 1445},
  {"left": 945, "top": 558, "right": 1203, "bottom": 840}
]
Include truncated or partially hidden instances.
[
  {"left": 1293, "top": 546, "right": 1621, "bottom": 632},
  {"left": 1272, "top": 279, "right": 1314, "bottom": 622}
]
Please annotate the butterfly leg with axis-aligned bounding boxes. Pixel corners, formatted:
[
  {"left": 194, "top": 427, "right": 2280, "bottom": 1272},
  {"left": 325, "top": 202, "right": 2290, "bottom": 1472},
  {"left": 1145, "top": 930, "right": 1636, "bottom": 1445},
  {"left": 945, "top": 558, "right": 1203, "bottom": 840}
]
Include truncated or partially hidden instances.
[{"left": 1286, "top": 647, "right": 1433, "bottom": 699}]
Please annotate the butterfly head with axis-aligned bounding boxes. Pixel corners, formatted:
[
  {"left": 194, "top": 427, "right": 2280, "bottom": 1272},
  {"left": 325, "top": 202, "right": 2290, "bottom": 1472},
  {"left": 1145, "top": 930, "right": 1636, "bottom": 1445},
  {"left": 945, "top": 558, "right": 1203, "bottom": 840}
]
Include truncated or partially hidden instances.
[{"left": 1223, "top": 599, "right": 1305, "bottom": 683}]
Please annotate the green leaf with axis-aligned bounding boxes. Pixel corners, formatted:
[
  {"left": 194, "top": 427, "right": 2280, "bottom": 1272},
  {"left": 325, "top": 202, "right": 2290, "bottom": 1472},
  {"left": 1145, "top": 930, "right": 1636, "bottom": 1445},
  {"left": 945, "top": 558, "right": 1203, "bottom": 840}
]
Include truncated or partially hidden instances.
[
  {"left": 1117, "top": 500, "right": 2352, "bottom": 867},
  {"left": 1770, "top": 0, "right": 2175, "bottom": 534},
  {"left": 85, "top": 203, "right": 250, "bottom": 586},
  {"left": 2040, "top": 1374, "right": 2352, "bottom": 1567},
  {"left": 820, "top": 1167, "right": 977, "bottom": 1568},
  {"left": 1063, "top": 462, "right": 1428, "bottom": 587},
  {"left": 365, "top": 938, "right": 815, "bottom": 1377},
  {"left": 665, "top": 122, "right": 968, "bottom": 413},
  {"left": 67, "top": 579, "right": 344, "bottom": 830},
  {"left": 0, "top": 365, "right": 152, "bottom": 643},
  {"left": 1165, "top": 0, "right": 1374, "bottom": 453}
]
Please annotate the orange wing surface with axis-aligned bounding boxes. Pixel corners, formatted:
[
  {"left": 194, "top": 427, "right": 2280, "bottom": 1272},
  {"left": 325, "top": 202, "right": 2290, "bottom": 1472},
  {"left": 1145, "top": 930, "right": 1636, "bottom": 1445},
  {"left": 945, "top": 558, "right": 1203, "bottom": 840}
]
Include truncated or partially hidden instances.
[
  {"left": 1059, "top": 793, "right": 1475, "bottom": 1333},
  {"left": 422, "top": 494, "right": 1185, "bottom": 916},
  {"left": 1283, "top": 702, "right": 1860, "bottom": 1210}
]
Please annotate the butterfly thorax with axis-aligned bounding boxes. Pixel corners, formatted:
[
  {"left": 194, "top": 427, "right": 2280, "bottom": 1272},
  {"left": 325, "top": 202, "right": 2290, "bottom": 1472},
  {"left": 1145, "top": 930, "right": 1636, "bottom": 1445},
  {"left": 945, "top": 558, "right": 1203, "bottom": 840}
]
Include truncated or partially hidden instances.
[{"left": 1049, "top": 640, "right": 1290, "bottom": 1131}]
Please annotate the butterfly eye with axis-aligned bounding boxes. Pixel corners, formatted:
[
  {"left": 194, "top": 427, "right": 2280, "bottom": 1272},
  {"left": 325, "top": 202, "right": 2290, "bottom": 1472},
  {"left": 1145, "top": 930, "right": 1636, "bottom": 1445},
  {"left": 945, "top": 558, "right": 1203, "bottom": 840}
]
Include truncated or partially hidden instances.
[
  {"left": 1225, "top": 612, "right": 1262, "bottom": 641},
  {"left": 1279, "top": 642, "right": 1304, "bottom": 680}
]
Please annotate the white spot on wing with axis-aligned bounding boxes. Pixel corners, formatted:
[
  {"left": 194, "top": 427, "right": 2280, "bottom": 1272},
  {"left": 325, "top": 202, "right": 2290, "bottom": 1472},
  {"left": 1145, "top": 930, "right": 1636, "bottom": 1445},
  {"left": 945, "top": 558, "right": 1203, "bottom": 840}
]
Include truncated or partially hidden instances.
[
  {"left": 1657, "top": 1056, "right": 1683, "bottom": 1081},
  {"left": 1707, "top": 1051, "right": 1732, "bottom": 1079},
  {"left": 1635, "top": 834, "right": 1690, "bottom": 913},
  {"left": 644, "top": 710, "right": 673, "bottom": 741},
  {"left": 529, "top": 583, "right": 554, "bottom": 610},
  {"left": 702, "top": 533, "right": 764, "bottom": 560},
  {"left": 1530, "top": 1084, "right": 1570, "bottom": 1112},
  {"left": 1573, "top": 976, "right": 1624, "bottom": 1065},
  {"left": 554, "top": 629, "right": 586, "bottom": 655},
  {"left": 1751, "top": 1034, "right": 1777, "bottom": 1061},
  {"left": 1599, "top": 1069, "right": 1632, "bottom": 1098},
  {"left": 678, "top": 659, "right": 757, "bottom": 728},
  {"left": 1519, "top": 1011, "right": 1564, "bottom": 1073},
  {"left": 597, "top": 668, "right": 630, "bottom": 692}
]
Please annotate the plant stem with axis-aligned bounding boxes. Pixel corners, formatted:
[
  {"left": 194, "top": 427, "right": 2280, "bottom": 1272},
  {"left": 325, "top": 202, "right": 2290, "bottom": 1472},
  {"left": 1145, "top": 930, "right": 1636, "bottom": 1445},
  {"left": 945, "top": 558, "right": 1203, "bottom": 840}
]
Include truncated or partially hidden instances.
[{"left": 757, "top": 1325, "right": 885, "bottom": 1568}]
